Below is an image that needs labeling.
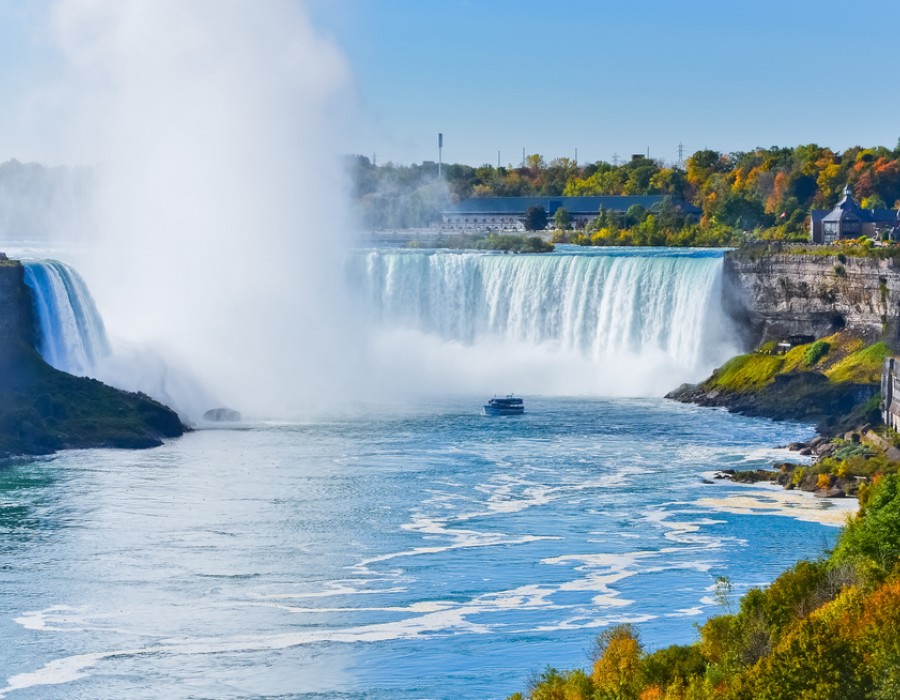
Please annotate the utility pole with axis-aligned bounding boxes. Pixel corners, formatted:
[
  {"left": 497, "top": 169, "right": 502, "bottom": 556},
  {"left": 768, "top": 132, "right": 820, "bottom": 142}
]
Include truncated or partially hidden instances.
[
  {"left": 612, "top": 153, "right": 619, "bottom": 167},
  {"left": 677, "top": 142, "right": 685, "bottom": 168},
  {"left": 438, "top": 133, "right": 443, "bottom": 177},
  {"left": 574, "top": 147, "right": 578, "bottom": 164},
  {"left": 498, "top": 150, "right": 501, "bottom": 169}
]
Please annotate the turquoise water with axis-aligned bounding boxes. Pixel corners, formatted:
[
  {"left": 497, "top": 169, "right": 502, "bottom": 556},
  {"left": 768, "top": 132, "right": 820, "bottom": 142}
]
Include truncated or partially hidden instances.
[{"left": 0, "top": 396, "right": 842, "bottom": 699}]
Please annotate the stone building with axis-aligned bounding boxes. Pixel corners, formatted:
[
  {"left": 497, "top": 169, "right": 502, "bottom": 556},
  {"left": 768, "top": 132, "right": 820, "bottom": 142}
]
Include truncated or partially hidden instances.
[
  {"left": 882, "top": 357, "right": 900, "bottom": 432},
  {"left": 441, "top": 195, "right": 701, "bottom": 231},
  {"left": 810, "top": 185, "right": 900, "bottom": 244}
]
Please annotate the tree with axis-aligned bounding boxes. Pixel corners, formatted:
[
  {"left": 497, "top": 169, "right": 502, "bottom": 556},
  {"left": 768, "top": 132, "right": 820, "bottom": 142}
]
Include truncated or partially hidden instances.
[
  {"left": 523, "top": 205, "right": 548, "bottom": 231},
  {"left": 715, "top": 194, "right": 769, "bottom": 230},
  {"left": 833, "top": 474, "right": 900, "bottom": 581},
  {"left": 591, "top": 625, "right": 644, "bottom": 700},
  {"left": 553, "top": 207, "right": 572, "bottom": 230},
  {"left": 624, "top": 204, "right": 648, "bottom": 227}
]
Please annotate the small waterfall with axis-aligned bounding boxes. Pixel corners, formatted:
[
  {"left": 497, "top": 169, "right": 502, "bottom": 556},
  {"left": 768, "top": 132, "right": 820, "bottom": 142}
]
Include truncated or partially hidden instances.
[
  {"left": 22, "top": 260, "right": 110, "bottom": 376},
  {"left": 349, "top": 247, "right": 739, "bottom": 396}
]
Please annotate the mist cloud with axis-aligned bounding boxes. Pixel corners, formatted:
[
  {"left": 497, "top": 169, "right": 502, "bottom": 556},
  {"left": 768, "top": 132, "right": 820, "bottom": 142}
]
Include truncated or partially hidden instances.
[{"left": 42, "top": 0, "right": 362, "bottom": 419}]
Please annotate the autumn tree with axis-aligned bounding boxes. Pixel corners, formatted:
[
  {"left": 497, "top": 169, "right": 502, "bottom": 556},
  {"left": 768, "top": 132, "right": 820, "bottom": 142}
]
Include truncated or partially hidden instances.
[{"left": 591, "top": 625, "right": 644, "bottom": 700}]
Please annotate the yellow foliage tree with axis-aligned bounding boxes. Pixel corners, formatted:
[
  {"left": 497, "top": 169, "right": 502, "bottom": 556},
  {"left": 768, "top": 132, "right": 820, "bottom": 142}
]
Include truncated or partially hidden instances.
[{"left": 592, "top": 625, "right": 644, "bottom": 700}]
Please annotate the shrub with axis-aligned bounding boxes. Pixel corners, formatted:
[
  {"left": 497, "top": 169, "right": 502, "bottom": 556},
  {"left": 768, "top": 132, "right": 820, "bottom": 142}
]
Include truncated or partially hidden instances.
[
  {"left": 642, "top": 644, "right": 705, "bottom": 690},
  {"left": 802, "top": 340, "right": 830, "bottom": 367},
  {"left": 833, "top": 474, "right": 900, "bottom": 581},
  {"left": 524, "top": 667, "right": 594, "bottom": 700},
  {"left": 746, "top": 616, "right": 868, "bottom": 700},
  {"left": 817, "top": 473, "right": 834, "bottom": 490}
]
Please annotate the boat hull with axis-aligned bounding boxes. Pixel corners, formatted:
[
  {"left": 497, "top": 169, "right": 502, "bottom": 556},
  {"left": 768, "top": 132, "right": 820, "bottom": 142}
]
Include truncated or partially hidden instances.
[{"left": 483, "top": 405, "right": 524, "bottom": 416}]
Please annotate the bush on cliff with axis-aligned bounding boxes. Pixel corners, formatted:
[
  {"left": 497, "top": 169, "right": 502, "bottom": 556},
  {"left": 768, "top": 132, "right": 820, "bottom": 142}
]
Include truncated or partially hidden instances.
[{"left": 802, "top": 340, "right": 830, "bottom": 367}]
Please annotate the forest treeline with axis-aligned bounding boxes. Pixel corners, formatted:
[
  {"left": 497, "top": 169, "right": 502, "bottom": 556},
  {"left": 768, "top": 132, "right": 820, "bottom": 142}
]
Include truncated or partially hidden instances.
[{"left": 348, "top": 143, "right": 900, "bottom": 245}]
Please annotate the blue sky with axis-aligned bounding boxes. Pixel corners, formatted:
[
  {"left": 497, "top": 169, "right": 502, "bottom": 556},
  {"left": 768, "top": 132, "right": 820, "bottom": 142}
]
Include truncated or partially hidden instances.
[
  {"left": 310, "top": 0, "right": 900, "bottom": 166},
  {"left": 2, "top": 1, "right": 899, "bottom": 168}
]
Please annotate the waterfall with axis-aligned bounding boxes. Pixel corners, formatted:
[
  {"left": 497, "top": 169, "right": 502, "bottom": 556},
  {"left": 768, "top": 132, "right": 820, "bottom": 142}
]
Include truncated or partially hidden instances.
[
  {"left": 349, "top": 247, "right": 739, "bottom": 397},
  {"left": 22, "top": 260, "right": 110, "bottom": 377},
  {"left": 16, "top": 249, "right": 741, "bottom": 408}
]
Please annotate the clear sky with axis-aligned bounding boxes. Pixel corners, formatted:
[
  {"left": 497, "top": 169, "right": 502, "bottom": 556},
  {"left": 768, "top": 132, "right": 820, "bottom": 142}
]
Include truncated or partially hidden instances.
[
  {"left": 2, "top": 0, "right": 900, "bottom": 168},
  {"left": 308, "top": 0, "right": 900, "bottom": 167}
]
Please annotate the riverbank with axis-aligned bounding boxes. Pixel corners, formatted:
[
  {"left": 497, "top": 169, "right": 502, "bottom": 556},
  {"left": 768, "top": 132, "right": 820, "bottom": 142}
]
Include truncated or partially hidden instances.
[
  {"left": 667, "top": 330, "right": 900, "bottom": 505},
  {"left": 666, "top": 331, "right": 886, "bottom": 434}
]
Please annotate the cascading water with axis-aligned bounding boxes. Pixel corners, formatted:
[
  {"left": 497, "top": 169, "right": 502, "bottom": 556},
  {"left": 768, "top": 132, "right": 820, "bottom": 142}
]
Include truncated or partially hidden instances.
[
  {"left": 21, "top": 258, "right": 216, "bottom": 421},
  {"left": 22, "top": 259, "right": 110, "bottom": 377},
  {"left": 349, "top": 247, "right": 740, "bottom": 397}
]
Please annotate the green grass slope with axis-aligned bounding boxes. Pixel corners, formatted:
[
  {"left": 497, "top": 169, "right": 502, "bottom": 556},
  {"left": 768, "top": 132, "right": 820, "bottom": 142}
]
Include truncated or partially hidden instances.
[{"left": 0, "top": 346, "right": 183, "bottom": 457}]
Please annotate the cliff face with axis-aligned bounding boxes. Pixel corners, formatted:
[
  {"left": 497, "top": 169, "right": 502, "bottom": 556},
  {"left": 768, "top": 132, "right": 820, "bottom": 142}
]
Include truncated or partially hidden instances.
[
  {"left": 724, "top": 252, "right": 900, "bottom": 347},
  {"left": 0, "top": 259, "right": 34, "bottom": 366}
]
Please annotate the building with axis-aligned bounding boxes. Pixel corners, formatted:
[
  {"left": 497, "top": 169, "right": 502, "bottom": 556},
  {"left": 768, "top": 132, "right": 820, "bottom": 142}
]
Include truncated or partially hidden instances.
[
  {"left": 440, "top": 195, "right": 701, "bottom": 231},
  {"left": 882, "top": 357, "right": 900, "bottom": 432},
  {"left": 809, "top": 185, "right": 900, "bottom": 244}
]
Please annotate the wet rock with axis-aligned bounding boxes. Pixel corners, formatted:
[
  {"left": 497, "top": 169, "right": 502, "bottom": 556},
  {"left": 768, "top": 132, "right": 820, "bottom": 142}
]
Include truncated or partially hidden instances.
[
  {"left": 203, "top": 407, "right": 242, "bottom": 422},
  {"left": 815, "top": 442, "right": 837, "bottom": 457},
  {"left": 815, "top": 486, "right": 846, "bottom": 499}
]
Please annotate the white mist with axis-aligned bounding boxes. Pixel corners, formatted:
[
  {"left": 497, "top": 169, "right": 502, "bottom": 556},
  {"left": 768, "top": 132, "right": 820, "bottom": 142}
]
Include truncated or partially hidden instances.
[{"left": 42, "top": 0, "right": 361, "bottom": 419}]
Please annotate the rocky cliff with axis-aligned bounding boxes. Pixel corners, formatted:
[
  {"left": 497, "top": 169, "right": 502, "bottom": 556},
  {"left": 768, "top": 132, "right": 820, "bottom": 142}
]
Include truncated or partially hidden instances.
[
  {"left": 724, "top": 251, "right": 900, "bottom": 347},
  {"left": 0, "top": 257, "right": 35, "bottom": 364},
  {"left": 1, "top": 256, "right": 184, "bottom": 457}
]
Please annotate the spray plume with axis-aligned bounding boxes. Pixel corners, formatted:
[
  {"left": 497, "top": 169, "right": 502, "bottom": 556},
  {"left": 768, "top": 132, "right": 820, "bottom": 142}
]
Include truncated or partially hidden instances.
[{"left": 40, "top": 0, "right": 360, "bottom": 419}]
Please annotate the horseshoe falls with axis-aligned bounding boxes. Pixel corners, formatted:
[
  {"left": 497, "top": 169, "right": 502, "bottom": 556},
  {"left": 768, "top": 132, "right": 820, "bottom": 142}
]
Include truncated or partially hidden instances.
[
  {"left": 16, "top": 248, "right": 741, "bottom": 407},
  {"left": 21, "top": 259, "right": 110, "bottom": 377},
  {"left": 349, "top": 247, "right": 740, "bottom": 397}
]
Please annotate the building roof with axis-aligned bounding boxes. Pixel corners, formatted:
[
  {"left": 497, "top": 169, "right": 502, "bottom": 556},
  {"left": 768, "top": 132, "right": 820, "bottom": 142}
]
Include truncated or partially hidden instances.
[
  {"left": 443, "top": 195, "right": 701, "bottom": 216},
  {"left": 822, "top": 184, "right": 866, "bottom": 222},
  {"left": 870, "top": 208, "right": 900, "bottom": 223},
  {"left": 816, "top": 185, "right": 900, "bottom": 224}
]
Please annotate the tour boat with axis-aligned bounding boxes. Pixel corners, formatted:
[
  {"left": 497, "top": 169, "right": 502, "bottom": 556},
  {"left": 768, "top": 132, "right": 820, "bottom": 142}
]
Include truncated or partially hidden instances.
[{"left": 483, "top": 395, "right": 525, "bottom": 416}]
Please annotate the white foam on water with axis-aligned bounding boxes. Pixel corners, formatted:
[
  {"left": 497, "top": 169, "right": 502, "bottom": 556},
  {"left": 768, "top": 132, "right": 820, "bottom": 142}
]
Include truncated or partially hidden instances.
[
  {"left": 642, "top": 506, "right": 733, "bottom": 549},
  {"left": 532, "top": 613, "right": 658, "bottom": 634},
  {"left": 14, "top": 606, "right": 81, "bottom": 632},
  {"left": 352, "top": 533, "right": 556, "bottom": 576},
  {"left": 696, "top": 492, "right": 857, "bottom": 527},
  {"left": 1, "top": 652, "right": 110, "bottom": 699},
  {"left": 542, "top": 552, "right": 653, "bottom": 608}
]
